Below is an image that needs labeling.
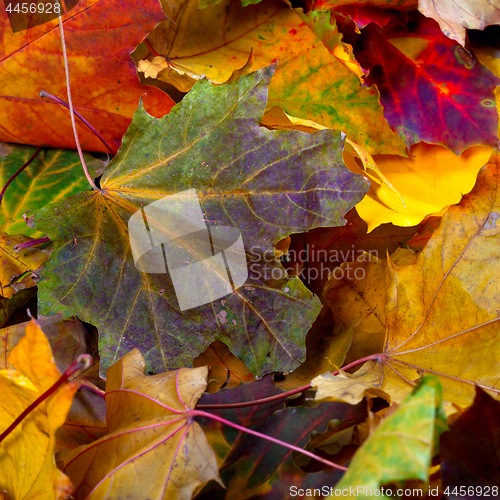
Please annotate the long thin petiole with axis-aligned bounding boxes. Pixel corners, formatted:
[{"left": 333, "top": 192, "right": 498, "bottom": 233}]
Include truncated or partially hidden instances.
[
  {"left": 196, "top": 354, "right": 383, "bottom": 410},
  {"left": 39, "top": 91, "right": 114, "bottom": 155},
  {"left": 0, "top": 147, "right": 43, "bottom": 208},
  {"left": 191, "top": 409, "right": 348, "bottom": 471},
  {"left": 57, "top": 15, "right": 101, "bottom": 192}
]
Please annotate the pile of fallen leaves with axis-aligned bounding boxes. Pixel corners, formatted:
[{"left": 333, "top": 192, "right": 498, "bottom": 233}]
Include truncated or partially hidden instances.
[{"left": 0, "top": 0, "right": 499, "bottom": 498}]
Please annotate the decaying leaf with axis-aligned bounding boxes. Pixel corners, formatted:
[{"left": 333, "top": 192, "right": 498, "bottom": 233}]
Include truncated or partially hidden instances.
[
  {"left": 33, "top": 66, "right": 367, "bottom": 377},
  {"left": 326, "top": 376, "right": 447, "bottom": 499},
  {"left": 316, "top": 149, "right": 500, "bottom": 409},
  {"left": 193, "top": 341, "right": 256, "bottom": 393},
  {"left": 419, "top": 0, "right": 500, "bottom": 47},
  {"left": 440, "top": 388, "right": 500, "bottom": 493},
  {"left": 59, "top": 349, "right": 222, "bottom": 500},
  {"left": 0, "top": 320, "right": 77, "bottom": 499}
]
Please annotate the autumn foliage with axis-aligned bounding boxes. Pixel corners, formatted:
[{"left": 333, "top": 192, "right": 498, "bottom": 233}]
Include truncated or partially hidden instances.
[{"left": 0, "top": 0, "right": 500, "bottom": 498}]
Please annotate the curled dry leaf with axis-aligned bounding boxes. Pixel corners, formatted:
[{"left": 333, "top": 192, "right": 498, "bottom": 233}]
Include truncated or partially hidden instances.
[
  {"left": 59, "top": 349, "right": 222, "bottom": 500},
  {"left": 0, "top": 320, "right": 77, "bottom": 500},
  {"left": 419, "top": 0, "right": 500, "bottom": 47},
  {"left": 344, "top": 141, "right": 492, "bottom": 231}
]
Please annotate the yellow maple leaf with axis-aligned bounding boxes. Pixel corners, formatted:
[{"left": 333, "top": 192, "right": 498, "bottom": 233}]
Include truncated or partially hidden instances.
[
  {"left": 0, "top": 320, "right": 77, "bottom": 499},
  {"left": 58, "top": 349, "right": 222, "bottom": 500},
  {"left": 315, "top": 149, "right": 500, "bottom": 409}
]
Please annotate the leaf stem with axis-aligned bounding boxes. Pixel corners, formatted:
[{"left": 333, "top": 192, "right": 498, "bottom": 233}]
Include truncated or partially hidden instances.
[
  {"left": 196, "top": 354, "right": 383, "bottom": 410},
  {"left": 191, "top": 409, "right": 348, "bottom": 472},
  {"left": 13, "top": 236, "right": 51, "bottom": 251},
  {"left": 0, "top": 354, "right": 92, "bottom": 444},
  {"left": 57, "top": 15, "right": 101, "bottom": 192},
  {"left": 39, "top": 91, "right": 115, "bottom": 155},
  {"left": 0, "top": 146, "right": 43, "bottom": 208}
]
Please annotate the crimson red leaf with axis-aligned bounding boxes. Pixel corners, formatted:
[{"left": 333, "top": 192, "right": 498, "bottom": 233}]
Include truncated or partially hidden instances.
[{"left": 354, "top": 13, "right": 500, "bottom": 154}]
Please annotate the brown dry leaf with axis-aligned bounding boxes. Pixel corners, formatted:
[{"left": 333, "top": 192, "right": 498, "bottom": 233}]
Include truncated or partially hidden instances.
[
  {"left": 193, "top": 340, "right": 256, "bottom": 393},
  {"left": 324, "top": 248, "right": 416, "bottom": 367},
  {"left": 0, "top": 233, "right": 50, "bottom": 298},
  {"left": 0, "top": 320, "right": 78, "bottom": 499},
  {"left": 315, "top": 150, "right": 500, "bottom": 409},
  {"left": 312, "top": 363, "right": 391, "bottom": 405},
  {"left": 58, "top": 349, "right": 221, "bottom": 500},
  {"left": 419, "top": 0, "right": 500, "bottom": 47}
]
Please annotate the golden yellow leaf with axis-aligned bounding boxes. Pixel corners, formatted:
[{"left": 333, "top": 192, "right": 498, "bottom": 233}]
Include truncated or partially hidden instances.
[
  {"left": 315, "top": 150, "right": 500, "bottom": 409},
  {"left": 59, "top": 349, "right": 222, "bottom": 500},
  {"left": 344, "top": 141, "right": 493, "bottom": 231},
  {"left": 0, "top": 320, "right": 77, "bottom": 500},
  {"left": 0, "top": 233, "right": 50, "bottom": 298}
]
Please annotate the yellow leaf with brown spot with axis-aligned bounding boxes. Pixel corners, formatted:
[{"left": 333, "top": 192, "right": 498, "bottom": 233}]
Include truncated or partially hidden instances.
[
  {"left": 58, "top": 350, "right": 222, "bottom": 500},
  {"left": 0, "top": 233, "right": 50, "bottom": 298},
  {"left": 0, "top": 320, "right": 77, "bottom": 499}
]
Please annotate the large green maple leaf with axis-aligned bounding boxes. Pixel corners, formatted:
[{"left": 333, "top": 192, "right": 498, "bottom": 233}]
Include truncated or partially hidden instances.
[{"left": 33, "top": 67, "right": 367, "bottom": 376}]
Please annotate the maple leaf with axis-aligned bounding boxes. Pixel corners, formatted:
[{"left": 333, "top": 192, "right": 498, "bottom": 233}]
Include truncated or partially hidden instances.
[
  {"left": 315, "top": 148, "right": 500, "bottom": 408},
  {"left": 353, "top": 12, "right": 500, "bottom": 153},
  {"left": 0, "top": 319, "right": 78, "bottom": 500},
  {"left": 327, "top": 376, "right": 447, "bottom": 499},
  {"left": 0, "top": 145, "right": 105, "bottom": 238},
  {"left": 135, "top": 0, "right": 406, "bottom": 154},
  {"left": 419, "top": 0, "right": 500, "bottom": 47},
  {"left": 33, "top": 66, "right": 367, "bottom": 377},
  {"left": 0, "top": 315, "right": 106, "bottom": 451},
  {"left": 0, "top": 0, "right": 174, "bottom": 153},
  {"left": 58, "top": 349, "right": 222, "bottom": 500}
]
